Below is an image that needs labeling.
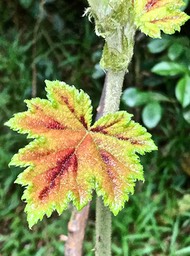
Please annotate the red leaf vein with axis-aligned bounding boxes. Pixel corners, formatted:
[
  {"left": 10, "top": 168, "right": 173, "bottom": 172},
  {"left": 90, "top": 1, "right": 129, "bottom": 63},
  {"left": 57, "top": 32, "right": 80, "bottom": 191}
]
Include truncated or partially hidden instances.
[
  {"left": 39, "top": 148, "right": 77, "bottom": 200},
  {"left": 145, "top": 0, "right": 159, "bottom": 11}
]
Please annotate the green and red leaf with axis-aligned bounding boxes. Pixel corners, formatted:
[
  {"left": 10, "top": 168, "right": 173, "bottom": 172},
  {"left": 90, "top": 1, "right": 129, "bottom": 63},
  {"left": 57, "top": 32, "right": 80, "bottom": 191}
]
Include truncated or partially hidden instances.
[
  {"left": 6, "top": 80, "right": 157, "bottom": 228},
  {"left": 133, "top": 0, "right": 189, "bottom": 38}
]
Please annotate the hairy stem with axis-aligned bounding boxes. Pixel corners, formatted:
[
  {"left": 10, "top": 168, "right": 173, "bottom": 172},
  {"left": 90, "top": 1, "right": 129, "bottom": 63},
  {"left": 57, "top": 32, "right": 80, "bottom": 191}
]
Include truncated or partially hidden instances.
[
  {"left": 96, "top": 197, "right": 112, "bottom": 256},
  {"left": 101, "top": 70, "right": 125, "bottom": 114},
  {"left": 95, "top": 70, "right": 125, "bottom": 256}
]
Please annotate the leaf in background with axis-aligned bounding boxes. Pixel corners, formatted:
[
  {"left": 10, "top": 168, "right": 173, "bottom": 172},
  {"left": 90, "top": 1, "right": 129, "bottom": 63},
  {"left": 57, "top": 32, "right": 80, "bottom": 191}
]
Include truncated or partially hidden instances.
[
  {"left": 134, "top": 0, "right": 189, "bottom": 38},
  {"left": 148, "top": 38, "right": 169, "bottom": 54},
  {"left": 175, "top": 75, "right": 190, "bottom": 107},
  {"left": 122, "top": 87, "right": 170, "bottom": 107},
  {"left": 152, "top": 61, "right": 187, "bottom": 76},
  {"left": 142, "top": 102, "right": 162, "bottom": 128},
  {"left": 92, "top": 64, "right": 105, "bottom": 79},
  {"left": 183, "top": 110, "right": 190, "bottom": 123},
  {"left": 168, "top": 43, "right": 184, "bottom": 61},
  {"left": 6, "top": 80, "right": 157, "bottom": 228},
  {"left": 122, "top": 88, "right": 142, "bottom": 107},
  {"left": 180, "top": 0, "right": 190, "bottom": 10}
]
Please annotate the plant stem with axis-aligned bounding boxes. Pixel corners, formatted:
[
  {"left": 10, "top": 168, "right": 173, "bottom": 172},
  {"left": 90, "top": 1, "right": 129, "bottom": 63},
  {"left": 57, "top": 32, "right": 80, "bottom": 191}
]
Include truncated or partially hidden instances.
[
  {"left": 65, "top": 204, "right": 90, "bottom": 256},
  {"left": 95, "top": 70, "right": 125, "bottom": 256},
  {"left": 101, "top": 70, "right": 125, "bottom": 114},
  {"left": 96, "top": 197, "right": 112, "bottom": 256}
]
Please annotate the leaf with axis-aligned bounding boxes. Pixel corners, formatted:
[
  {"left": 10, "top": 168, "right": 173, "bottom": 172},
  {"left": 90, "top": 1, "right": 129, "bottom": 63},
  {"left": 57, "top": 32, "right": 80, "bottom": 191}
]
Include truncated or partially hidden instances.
[
  {"left": 6, "top": 80, "right": 157, "bottom": 228},
  {"left": 168, "top": 43, "right": 184, "bottom": 60},
  {"left": 180, "top": 0, "right": 190, "bottom": 10},
  {"left": 175, "top": 75, "right": 190, "bottom": 107},
  {"left": 183, "top": 110, "right": 190, "bottom": 123},
  {"left": 142, "top": 102, "right": 162, "bottom": 128},
  {"left": 148, "top": 38, "right": 169, "bottom": 53},
  {"left": 134, "top": 0, "right": 189, "bottom": 38},
  {"left": 122, "top": 88, "right": 142, "bottom": 107},
  {"left": 92, "top": 64, "right": 105, "bottom": 79},
  {"left": 152, "top": 61, "right": 187, "bottom": 76},
  {"left": 122, "top": 87, "right": 170, "bottom": 107}
]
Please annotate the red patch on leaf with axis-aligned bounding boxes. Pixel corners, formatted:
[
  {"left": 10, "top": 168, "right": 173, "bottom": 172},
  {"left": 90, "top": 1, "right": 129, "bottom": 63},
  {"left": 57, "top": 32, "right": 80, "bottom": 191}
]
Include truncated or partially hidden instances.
[
  {"left": 45, "top": 119, "right": 65, "bottom": 130},
  {"left": 145, "top": 0, "right": 158, "bottom": 11},
  {"left": 90, "top": 118, "right": 123, "bottom": 135},
  {"left": 38, "top": 148, "right": 77, "bottom": 200},
  {"left": 79, "top": 116, "right": 88, "bottom": 129},
  {"left": 101, "top": 150, "right": 116, "bottom": 170},
  {"left": 150, "top": 16, "right": 179, "bottom": 23},
  {"left": 100, "top": 150, "right": 121, "bottom": 196},
  {"left": 101, "top": 150, "right": 111, "bottom": 165},
  {"left": 91, "top": 127, "right": 108, "bottom": 135},
  {"left": 61, "top": 95, "right": 75, "bottom": 113},
  {"left": 116, "top": 135, "right": 144, "bottom": 145}
]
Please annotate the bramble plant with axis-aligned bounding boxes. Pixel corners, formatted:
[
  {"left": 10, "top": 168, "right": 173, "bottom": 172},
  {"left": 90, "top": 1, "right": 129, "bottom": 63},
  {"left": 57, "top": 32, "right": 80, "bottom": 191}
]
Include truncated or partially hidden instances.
[{"left": 6, "top": 0, "right": 189, "bottom": 255}]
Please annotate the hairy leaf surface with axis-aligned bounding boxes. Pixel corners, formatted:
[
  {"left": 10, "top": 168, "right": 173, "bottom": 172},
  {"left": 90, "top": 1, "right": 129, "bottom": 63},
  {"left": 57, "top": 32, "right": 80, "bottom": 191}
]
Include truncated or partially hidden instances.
[
  {"left": 6, "top": 80, "right": 157, "bottom": 227},
  {"left": 134, "top": 0, "right": 189, "bottom": 38}
]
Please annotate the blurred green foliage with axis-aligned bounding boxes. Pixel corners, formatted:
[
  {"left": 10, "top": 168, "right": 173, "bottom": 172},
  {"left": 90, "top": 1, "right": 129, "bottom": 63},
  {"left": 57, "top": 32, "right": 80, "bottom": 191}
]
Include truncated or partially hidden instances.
[
  {"left": 123, "top": 35, "right": 190, "bottom": 128},
  {"left": 0, "top": 0, "right": 190, "bottom": 255}
]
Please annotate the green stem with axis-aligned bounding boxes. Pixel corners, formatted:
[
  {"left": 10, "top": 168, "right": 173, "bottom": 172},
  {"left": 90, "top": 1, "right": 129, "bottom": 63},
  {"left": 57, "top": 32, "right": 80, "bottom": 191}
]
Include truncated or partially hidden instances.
[
  {"left": 95, "top": 70, "right": 125, "bottom": 256},
  {"left": 96, "top": 197, "right": 112, "bottom": 256},
  {"left": 102, "top": 70, "right": 125, "bottom": 114}
]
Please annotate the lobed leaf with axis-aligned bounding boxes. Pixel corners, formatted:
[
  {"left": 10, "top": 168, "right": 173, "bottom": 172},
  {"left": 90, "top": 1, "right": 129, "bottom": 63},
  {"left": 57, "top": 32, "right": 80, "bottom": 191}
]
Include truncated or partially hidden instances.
[
  {"left": 134, "top": 0, "right": 189, "bottom": 38},
  {"left": 6, "top": 80, "right": 157, "bottom": 228}
]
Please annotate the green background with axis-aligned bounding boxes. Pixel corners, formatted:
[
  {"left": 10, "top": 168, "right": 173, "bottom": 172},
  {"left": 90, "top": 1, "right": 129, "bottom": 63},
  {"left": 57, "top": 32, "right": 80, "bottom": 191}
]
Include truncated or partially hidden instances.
[{"left": 0, "top": 1, "right": 190, "bottom": 255}]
